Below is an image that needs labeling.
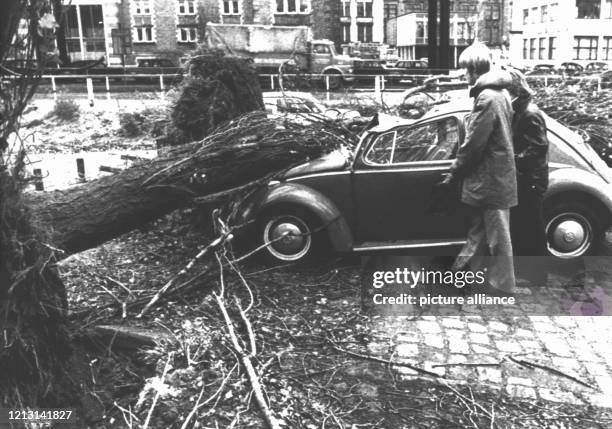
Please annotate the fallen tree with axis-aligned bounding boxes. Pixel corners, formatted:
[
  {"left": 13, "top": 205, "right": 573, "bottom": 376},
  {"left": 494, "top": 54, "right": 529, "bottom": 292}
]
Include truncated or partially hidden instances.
[{"left": 26, "top": 112, "right": 354, "bottom": 257}]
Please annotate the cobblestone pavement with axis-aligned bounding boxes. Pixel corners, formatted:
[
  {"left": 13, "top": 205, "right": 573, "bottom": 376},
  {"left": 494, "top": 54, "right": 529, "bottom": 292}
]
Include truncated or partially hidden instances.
[{"left": 364, "top": 255, "right": 612, "bottom": 408}]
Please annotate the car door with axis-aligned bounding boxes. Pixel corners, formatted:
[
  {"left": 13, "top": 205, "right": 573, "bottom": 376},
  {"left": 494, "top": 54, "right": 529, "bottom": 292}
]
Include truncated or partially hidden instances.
[{"left": 352, "top": 116, "right": 469, "bottom": 245}]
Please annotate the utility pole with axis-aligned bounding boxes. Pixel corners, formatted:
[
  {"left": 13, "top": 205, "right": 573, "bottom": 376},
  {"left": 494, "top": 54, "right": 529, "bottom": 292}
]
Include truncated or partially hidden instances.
[{"left": 427, "top": 0, "right": 451, "bottom": 72}]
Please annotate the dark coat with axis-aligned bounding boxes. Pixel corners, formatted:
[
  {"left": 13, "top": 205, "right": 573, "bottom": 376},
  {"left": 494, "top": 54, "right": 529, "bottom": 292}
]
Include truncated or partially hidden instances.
[
  {"left": 450, "top": 71, "right": 518, "bottom": 209},
  {"left": 512, "top": 101, "right": 549, "bottom": 194}
]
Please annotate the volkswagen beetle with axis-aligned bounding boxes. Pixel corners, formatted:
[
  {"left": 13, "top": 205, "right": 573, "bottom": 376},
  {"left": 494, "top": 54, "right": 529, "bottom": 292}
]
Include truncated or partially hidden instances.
[{"left": 238, "top": 99, "right": 612, "bottom": 262}]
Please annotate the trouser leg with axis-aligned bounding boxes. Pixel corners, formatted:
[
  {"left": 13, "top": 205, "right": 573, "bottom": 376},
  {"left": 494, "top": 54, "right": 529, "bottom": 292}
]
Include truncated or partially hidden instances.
[{"left": 483, "top": 208, "right": 516, "bottom": 293}]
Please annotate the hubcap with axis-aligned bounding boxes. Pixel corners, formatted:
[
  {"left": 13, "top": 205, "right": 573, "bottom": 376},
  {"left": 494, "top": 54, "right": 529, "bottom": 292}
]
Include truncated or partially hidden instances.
[
  {"left": 546, "top": 212, "right": 592, "bottom": 258},
  {"left": 263, "top": 215, "right": 312, "bottom": 261}
]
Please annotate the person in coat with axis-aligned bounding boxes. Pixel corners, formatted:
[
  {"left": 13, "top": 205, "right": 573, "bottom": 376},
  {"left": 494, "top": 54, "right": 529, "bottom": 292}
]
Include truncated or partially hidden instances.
[
  {"left": 440, "top": 43, "right": 517, "bottom": 295},
  {"left": 506, "top": 68, "right": 549, "bottom": 284}
]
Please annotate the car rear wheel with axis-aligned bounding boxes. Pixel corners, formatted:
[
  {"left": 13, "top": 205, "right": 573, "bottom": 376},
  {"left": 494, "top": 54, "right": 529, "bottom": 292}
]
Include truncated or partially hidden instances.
[
  {"left": 258, "top": 209, "right": 323, "bottom": 263},
  {"left": 545, "top": 201, "right": 603, "bottom": 259}
]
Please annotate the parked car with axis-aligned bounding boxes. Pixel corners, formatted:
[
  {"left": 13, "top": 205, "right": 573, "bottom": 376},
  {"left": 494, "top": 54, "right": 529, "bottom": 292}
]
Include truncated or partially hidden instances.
[
  {"left": 585, "top": 62, "right": 609, "bottom": 74},
  {"left": 559, "top": 62, "right": 584, "bottom": 76},
  {"left": 526, "top": 64, "right": 557, "bottom": 76},
  {"left": 385, "top": 60, "right": 432, "bottom": 85},
  {"left": 352, "top": 60, "right": 388, "bottom": 84},
  {"left": 602, "top": 70, "right": 612, "bottom": 89},
  {"left": 237, "top": 99, "right": 612, "bottom": 262}
]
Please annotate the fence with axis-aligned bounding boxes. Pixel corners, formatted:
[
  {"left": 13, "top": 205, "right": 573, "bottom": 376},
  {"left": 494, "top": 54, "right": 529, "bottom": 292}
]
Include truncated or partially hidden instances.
[{"left": 31, "top": 71, "right": 610, "bottom": 100}]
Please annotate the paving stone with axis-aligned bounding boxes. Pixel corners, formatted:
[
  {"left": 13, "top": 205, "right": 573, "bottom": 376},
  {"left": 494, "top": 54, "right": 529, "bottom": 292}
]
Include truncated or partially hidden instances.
[
  {"left": 471, "top": 344, "right": 494, "bottom": 355},
  {"left": 519, "top": 340, "right": 542, "bottom": 353},
  {"left": 415, "top": 320, "right": 442, "bottom": 334},
  {"left": 469, "top": 332, "right": 490, "bottom": 345},
  {"left": 467, "top": 322, "right": 488, "bottom": 333},
  {"left": 507, "top": 376, "right": 534, "bottom": 387},
  {"left": 488, "top": 321, "right": 509, "bottom": 332},
  {"left": 476, "top": 367, "right": 502, "bottom": 384},
  {"left": 538, "top": 388, "right": 584, "bottom": 405},
  {"left": 494, "top": 340, "right": 522, "bottom": 354},
  {"left": 423, "top": 335, "right": 445, "bottom": 349},
  {"left": 514, "top": 328, "right": 533, "bottom": 338},
  {"left": 551, "top": 356, "right": 582, "bottom": 373},
  {"left": 506, "top": 385, "right": 537, "bottom": 399},
  {"left": 394, "top": 333, "right": 420, "bottom": 344},
  {"left": 448, "top": 337, "right": 470, "bottom": 354},
  {"left": 589, "top": 394, "right": 612, "bottom": 408},
  {"left": 539, "top": 335, "right": 573, "bottom": 357},
  {"left": 441, "top": 317, "right": 465, "bottom": 329},
  {"left": 448, "top": 354, "right": 468, "bottom": 364},
  {"left": 396, "top": 343, "right": 419, "bottom": 357}
]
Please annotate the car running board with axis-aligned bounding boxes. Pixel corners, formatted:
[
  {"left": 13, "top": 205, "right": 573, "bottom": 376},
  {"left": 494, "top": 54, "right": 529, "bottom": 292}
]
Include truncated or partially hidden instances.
[{"left": 353, "top": 239, "right": 466, "bottom": 252}]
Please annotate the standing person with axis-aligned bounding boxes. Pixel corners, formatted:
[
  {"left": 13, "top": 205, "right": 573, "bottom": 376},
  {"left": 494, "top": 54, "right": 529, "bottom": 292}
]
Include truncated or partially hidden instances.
[
  {"left": 506, "top": 69, "right": 549, "bottom": 284},
  {"left": 439, "top": 43, "right": 517, "bottom": 296}
]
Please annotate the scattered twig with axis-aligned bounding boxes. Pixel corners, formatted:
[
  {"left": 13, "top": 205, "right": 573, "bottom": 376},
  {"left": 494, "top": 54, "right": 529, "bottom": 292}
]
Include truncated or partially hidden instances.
[
  {"left": 507, "top": 355, "right": 596, "bottom": 390},
  {"left": 142, "top": 353, "right": 173, "bottom": 429},
  {"left": 213, "top": 253, "right": 282, "bottom": 429},
  {"left": 328, "top": 341, "right": 443, "bottom": 379}
]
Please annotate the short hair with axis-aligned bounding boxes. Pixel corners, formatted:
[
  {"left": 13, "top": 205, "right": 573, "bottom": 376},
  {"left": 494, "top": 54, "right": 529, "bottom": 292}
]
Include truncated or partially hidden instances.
[{"left": 459, "top": 42, "right": 492, "bottom": 76}]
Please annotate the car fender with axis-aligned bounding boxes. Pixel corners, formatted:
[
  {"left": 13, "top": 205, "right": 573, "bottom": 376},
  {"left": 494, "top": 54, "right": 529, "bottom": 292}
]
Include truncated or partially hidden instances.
[
  {"left": 546, "top": 166, "right": 612, "bottom": 226},
  {"left": 239, "top": 182, "right": 354, "bottom": 252}
]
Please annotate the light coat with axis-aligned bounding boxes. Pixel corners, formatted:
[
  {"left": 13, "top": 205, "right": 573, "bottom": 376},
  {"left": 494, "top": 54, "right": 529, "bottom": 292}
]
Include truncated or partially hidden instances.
[{"left": 450, "top": 71, "right": 517, "bottom": 209}]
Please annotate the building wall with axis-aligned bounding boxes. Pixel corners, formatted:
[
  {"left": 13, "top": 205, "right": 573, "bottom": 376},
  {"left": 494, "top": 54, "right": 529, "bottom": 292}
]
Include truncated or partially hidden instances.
[{"left": 510, "top": 0, "right": 612, "bottom": 67}]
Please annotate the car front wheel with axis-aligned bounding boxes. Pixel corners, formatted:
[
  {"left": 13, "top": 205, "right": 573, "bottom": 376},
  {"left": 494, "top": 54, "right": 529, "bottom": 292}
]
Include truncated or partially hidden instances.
[
  {"left": 545, "top": 201, "right": 603, "bottom": 259},
  {"left": 258, "top": 209, "right": 322, "bottom": 263}
]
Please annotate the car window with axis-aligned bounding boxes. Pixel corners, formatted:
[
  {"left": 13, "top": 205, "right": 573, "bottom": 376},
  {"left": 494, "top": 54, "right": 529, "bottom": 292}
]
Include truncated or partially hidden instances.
[
  {"left": 364, "top": 132, "right": 395, "bottom": 164},
  {"left": 364, "top": 118, "right": 460, "bottom": 165},
  {"left": 313, "top": 45, "right": 330, "bottom": 54}
]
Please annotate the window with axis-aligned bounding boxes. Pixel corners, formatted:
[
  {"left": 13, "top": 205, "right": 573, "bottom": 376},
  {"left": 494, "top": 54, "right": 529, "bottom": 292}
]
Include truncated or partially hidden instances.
[
  {"left": 177, "top": 27, "right": 197, "bottom": 42},
  {"left": 523, "top": 39, "right": 528, "bottom": 59},
  {"left": 133, "top": 0, "right": 151, "bottom": 15},
  {"left": 341, "top": 23, "right": 350, "bottom": 42},
  {"left": 341, "top": 0, "right": 350, "bottom": 17},
  {"left": 276, "top": 0, "right": 309, "bottom": 13},
  {"left": 416, "top": 21, "right": 426, "bottom": 44},
  {"left": 548, "top": 37, "right": 556, "bottom": 60},
  {"left": 357, "top": 23, "right": 373, "bottom": 42},
  {"left": 531, "top": 7, "right": 538, "bottom": 23},
  {"left": 522, "top": 9, "right": 528, "bottom": 24},
  {"left": 135, "top": 26, "right": 153, "bottom": 42},
  {"left": 549, "top": 3, "right": 558, "bottom": 21},
  {"left": 224, "top": 0, "right": 239, "bottom": 14},
  {"left": 538, "top": 38, "right": 546, "bottom": 59},
  {"left": 530, "top": 38, "right": 536, "bottom": 59},
  {"left": 312, "top": 44, "right": 330, "bottom": 54},
  {"left": 384, "top": 3, "right": 397, "bottom": 19},
  {"left": 357, "top": 0, "right": 372, "bottom": 17},
  {"left": 540, "top": 5, "right": 548, "bottom": 22},
  {"left": 576, "top": 0, "right": 600, "bottom": 19},
  {"left": 177, "top": 0, "right": 196, "bottom": 14},
  {"left": 365, "top": 118, "right": 460, "bottom": 165},
  {"left": 604, "top": 37, "right": 612, "bottom": 60},
  {"left": 574, "top": 36, "right": 598, "bottom": 59},
  {"left": 604, "top": 0, "right": 612, "bottom": 18}
]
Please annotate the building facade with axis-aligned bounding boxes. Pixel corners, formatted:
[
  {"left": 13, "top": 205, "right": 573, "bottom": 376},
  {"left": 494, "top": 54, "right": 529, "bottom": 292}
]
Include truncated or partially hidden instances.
[
  {"left": 59, "top": 0, "right": 361, "bottom": 65},
  {"left": 509, "top": 0, "right": 612, "bottom": 67},
  {"left": 385, "top": 0, "right": 510, "bottom": 65}
]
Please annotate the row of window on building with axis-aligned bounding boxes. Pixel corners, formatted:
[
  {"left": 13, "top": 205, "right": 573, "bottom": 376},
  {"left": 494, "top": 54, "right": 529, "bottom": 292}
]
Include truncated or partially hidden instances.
[
  {"left": 522, "top": 36, "right": 612, "bottom": 61},
  {"left": 523, "top": 0, "right": 612, "bottom": 24}
]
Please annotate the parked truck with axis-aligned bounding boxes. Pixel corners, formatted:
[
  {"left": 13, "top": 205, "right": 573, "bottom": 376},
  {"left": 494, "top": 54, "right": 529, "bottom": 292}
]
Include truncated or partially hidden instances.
[{"left": 206, "top": 23, "right": 354, "bottom": 89}]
